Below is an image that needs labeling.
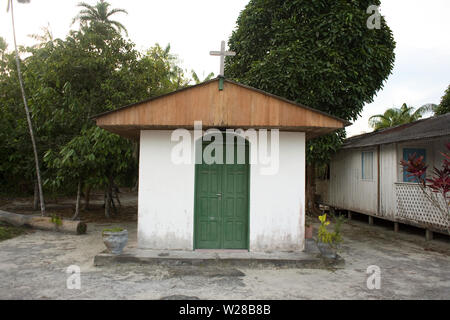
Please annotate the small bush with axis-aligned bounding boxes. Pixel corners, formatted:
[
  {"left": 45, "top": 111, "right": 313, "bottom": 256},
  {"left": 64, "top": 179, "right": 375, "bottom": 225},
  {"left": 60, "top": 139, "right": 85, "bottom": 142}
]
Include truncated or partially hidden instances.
[
  {"left": 317, "top": 214, "right": 344, "bottom": 248},
  {"left": 50, "top": 214, "right": 62, "bottom": 226}
]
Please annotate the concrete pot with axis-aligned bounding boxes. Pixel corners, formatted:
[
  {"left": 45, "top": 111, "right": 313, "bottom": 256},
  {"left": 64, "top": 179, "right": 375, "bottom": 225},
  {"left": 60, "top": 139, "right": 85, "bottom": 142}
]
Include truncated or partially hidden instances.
[
  {"left": 102, "top": 230, "right": 128, "bottom": 255},
  {"left": 305, "top": 225, "right": 314, "bottom": 239},
  {"left": 317, "top": 242, "right": 337, "bottom": 259}
]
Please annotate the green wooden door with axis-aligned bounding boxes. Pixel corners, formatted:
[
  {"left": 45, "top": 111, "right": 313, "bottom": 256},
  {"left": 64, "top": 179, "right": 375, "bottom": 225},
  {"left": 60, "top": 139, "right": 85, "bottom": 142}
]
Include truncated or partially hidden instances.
[{"left": 194, "top": 138, "right": 249, "bottom": 249}]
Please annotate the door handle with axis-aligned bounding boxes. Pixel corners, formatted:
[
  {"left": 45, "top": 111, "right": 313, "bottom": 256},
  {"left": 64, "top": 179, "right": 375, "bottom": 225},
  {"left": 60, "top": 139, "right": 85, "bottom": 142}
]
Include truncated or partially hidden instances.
[{"left": 216, "top": 193, "right": 222, "bottom": 197}]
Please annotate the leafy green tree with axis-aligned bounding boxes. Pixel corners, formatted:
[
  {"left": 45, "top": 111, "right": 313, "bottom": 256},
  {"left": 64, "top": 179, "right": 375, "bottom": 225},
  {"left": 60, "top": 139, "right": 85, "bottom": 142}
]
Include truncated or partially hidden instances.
[
  {"left": 28, "top": 23, "right": 54, "bottom": 49},
  {"left": 0, "top": 47, "right": 38, "bottom": 196},
  {"left": 436, "top": 85, "right": 450, "bottom": 115},
  {"left": 369, "top": 103, "right": 434, "bottom": 131},
  {"left": 45, "top": 127, "right": 133, "bottom": 219},
  {"left": 0, "top": 37, "right": 7, "bottom": 60},
  {"left": 226, "top": 0, "right": 395, "bottom": 123},
  {"left": 34, "top": 28, "right": 185, "bottom": 216},
  {"left": 7, "top": 0, "right": 46, "bottom": 215},
  {"left": 73, "top": 0, "right": 128, "bottom": 36},
  {"left": 44, "top": 132, "right": 96, "bottom": 220},
  {"left": 139, "top": 44, "right": 190, "bottom": 94},
  {"left": 0, "top": 3, "right": 188, "bottom": 219},
  {"left": 225, "top": 0, "right": 396, "bottom": 213}
]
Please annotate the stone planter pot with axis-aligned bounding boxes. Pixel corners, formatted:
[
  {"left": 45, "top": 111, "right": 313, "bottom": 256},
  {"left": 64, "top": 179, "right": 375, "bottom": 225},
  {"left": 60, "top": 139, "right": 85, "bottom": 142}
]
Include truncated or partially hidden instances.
[
  {"left": 305, "top": 225, "right": 314, "bottom": 239},
  {"left": 317, "top": 242, "right": 338, "bottom": 259},
  {"left": 102, "top": 229, "right": 128, "bottom": 255}
]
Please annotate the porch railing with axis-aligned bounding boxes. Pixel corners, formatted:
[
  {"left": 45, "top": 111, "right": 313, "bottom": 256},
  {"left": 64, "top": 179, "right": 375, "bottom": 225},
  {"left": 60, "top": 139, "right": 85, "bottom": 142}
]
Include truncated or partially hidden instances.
[{"left": 395, "top": 182, "right": 449, "bottom": 231}]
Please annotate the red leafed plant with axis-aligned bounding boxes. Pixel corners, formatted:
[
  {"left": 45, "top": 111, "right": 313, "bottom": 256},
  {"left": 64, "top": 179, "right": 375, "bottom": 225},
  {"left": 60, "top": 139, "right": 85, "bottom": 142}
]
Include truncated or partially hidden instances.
[
  {"left": 400, "top": 143, "right": 450, "bottom": 233},
  {"left": 400, "top": 154, "right": 428, "bottom": 186}
]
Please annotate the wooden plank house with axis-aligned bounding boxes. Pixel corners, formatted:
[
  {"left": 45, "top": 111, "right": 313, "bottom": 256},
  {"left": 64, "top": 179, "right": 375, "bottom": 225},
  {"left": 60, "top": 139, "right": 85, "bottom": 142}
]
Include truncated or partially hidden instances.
[{"left": 316, "top": 113, "right": 450, "bottom": 238}]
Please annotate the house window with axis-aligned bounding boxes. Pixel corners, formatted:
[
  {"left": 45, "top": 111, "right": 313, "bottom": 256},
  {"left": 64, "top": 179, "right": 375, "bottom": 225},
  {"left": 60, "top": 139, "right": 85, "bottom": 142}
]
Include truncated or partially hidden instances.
[
  {"left": 403, "top": 148, "right": 426, "bottom": 182},
  {"left": 361, "top": 151, "right": 374, "bottom": 180}
]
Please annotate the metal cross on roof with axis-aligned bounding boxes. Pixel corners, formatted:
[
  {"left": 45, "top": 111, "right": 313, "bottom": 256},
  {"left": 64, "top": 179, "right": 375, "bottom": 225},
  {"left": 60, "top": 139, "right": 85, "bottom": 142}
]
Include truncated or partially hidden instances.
[{"left": 210, "top": 41, "right": 235, "bottom": 77}]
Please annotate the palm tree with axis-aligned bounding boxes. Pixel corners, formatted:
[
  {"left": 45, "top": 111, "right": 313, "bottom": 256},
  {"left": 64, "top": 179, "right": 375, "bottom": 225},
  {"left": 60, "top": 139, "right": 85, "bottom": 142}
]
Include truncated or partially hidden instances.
[
  {"left": 191, "top": 70, "right": 215, "bottom": 84},
  {"left": 369, "top": 103, "right": 437, "bottom": 131},
  {"left": 7, "top": 0, "right": 46, "bottom": 216},
  {"left": 72, "top": 0, "right": 128, "bottom": 36},
  {"left": 28, "top": 23, "right": 54, "bottom": 48}
]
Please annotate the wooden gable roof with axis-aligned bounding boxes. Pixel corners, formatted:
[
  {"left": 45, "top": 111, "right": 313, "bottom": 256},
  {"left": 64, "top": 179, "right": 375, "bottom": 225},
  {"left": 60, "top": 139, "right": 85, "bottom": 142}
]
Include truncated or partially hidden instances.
[{"left": 93, "top": 78, "right": 350, "bottom": 140}]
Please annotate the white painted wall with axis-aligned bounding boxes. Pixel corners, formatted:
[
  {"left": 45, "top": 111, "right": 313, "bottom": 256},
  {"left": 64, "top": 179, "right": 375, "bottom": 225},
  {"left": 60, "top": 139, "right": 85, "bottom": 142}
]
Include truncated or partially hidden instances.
[
  {"left": 138, "top": 130, "right": 306, "bottom": 252},
  {"left": 249, "top": 132, "right": 305, "bottom": 251},
  {"left": 138, "top": 130, "right": 195, "bottom": 250}
]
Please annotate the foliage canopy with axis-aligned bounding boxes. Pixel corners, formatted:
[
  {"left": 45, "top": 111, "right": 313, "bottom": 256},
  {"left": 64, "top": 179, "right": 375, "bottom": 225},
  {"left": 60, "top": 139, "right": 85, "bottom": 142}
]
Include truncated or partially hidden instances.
[
  {"left": 225, "top": 0, "right": 396, "bottom": 164},
  {"left": 0, "top": 2, "right": 188, "bottom": 201},
  {"left": 436, "top": 85, "right": 450, "bottom": 115}
]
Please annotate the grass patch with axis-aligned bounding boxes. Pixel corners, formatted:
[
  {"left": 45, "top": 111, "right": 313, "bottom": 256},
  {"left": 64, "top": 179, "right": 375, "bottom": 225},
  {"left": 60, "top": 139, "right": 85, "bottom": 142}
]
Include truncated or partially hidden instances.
[
  {"left": 0, "top": 222, "right": 27, "bottom": 242},
  {"left": 102, "top": 227, "right": 125, "bottom": 235}
]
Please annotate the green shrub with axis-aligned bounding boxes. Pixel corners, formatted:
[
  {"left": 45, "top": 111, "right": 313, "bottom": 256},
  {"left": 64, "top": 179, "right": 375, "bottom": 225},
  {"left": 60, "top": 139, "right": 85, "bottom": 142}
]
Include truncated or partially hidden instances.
[
  {"left": 50, "top": 214, "right": 62, "bottom": 226},
  {"left": 317, "top": 214, "right": 344, "bottom": 248}
]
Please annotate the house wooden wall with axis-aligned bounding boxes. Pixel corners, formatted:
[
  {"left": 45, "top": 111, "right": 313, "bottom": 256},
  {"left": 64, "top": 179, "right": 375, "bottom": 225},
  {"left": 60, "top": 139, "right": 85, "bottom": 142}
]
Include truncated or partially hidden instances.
[
  {"left": 324, "top": 147, "right": 379, "bottom": 216},
  {"left": 317, "top": 136, "right": 449, "bottom": 221}
]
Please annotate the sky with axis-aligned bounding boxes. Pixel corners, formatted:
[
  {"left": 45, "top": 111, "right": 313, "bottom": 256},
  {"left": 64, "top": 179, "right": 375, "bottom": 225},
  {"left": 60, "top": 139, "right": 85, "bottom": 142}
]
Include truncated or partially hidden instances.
[{"left": 0, "top": 0, "right": 449, "bottom": 137}]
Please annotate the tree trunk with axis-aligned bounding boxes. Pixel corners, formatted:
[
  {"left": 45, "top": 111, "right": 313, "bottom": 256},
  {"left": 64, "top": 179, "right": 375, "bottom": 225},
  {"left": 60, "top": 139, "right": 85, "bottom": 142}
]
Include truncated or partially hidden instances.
[
  {"left": 110, "top": 190, "right": 117, "bottom": 215},
  {"left": 105, "top": 188, "right": 111, "bottom": 219},
  {"left": 33, "top": 180, "right": 39, "bottom": 211},
  {"left": 0, "top": 210, "right": 87, "bottom": 235},
  {"left": 10, "top": 1, "right": 46, "bottom": 216},
  {"left": 306, "top": 163, "right": 321, "bottom": 216},
  {"left": 83, "top": 185, "right": 91, "bottom": 211},
  {"left": 108, "top": 178, "right": 117, "bottom": 216},
  {"left": 132, "top": 142, "right": 139, "bottom": 192},
  {"left": 72, "top": 180, "right": 82, "bottom": 221},
  {"left": 113, "top": 185, "right": 121, "bottom": 207}
]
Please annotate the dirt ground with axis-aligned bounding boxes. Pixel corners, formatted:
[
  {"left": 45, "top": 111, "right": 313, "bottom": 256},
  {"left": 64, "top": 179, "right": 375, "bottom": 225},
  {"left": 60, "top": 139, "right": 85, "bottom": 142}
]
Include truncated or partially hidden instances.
[
  {"left": 0, "top": 190, "right": 138, "bottom": 223},
  {"left": 0, "top": 193, "right": 449, "bottom": 300}
]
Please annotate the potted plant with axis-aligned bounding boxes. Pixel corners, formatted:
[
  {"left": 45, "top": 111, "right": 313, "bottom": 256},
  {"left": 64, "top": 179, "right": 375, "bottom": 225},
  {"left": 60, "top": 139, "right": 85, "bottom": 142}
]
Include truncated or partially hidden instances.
[
  {"left": 102, "top": 228, "right": 128, "bottom": 255},
  {"left": 316, "top": 214, "right": 344, "bottom": 259},
  {"left": 305, "top": 215, "right": 314, "bottom": 239}
]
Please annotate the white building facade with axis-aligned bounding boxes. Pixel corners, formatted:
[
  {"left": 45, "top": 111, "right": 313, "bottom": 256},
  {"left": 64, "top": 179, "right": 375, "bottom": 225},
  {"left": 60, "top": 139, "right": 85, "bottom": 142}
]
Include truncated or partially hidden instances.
[
  {"left": 94, "top": 78, "right": 347, "bottom": 252},
  {"left": 137, "top": 130, "right": 306, "bottom": 251}
]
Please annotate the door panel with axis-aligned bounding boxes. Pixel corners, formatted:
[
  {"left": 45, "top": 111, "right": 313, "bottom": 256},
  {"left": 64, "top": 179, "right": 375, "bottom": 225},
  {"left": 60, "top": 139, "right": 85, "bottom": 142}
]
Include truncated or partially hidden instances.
[
  {"left": 222, "top": 164, "right": 248, "bottom": 249},
  {"left": 195, "top": 164, "right": 222, "bottom": 249},
  {"left": 194, "top": 138, "right": 249, "bottom": 249}
]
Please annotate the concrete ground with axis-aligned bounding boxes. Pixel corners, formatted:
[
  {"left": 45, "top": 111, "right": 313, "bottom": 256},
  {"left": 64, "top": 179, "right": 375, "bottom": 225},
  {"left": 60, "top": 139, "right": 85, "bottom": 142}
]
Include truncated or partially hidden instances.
[{"left": 0, "top": 218, "right": 449, "bottom": 300}]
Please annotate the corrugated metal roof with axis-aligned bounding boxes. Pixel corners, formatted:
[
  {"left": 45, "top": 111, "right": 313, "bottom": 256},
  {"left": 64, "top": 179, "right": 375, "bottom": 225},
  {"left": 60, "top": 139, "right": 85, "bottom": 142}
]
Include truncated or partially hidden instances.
[{"left": 342, "top": 113, "right": 450, "bottom": 149}]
